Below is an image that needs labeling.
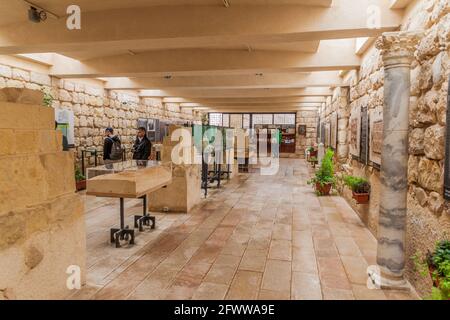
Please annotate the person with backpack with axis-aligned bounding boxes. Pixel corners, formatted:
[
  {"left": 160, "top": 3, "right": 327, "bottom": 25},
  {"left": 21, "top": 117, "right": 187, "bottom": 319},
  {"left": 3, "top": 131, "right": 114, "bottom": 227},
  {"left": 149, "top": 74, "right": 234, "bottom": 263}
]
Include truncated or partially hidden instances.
[
  {"left": 132, "top": 127, "right": 152, "bottom": 161},
  {"left": 103, "top": 127, "right": 122, "bottom": 164}
]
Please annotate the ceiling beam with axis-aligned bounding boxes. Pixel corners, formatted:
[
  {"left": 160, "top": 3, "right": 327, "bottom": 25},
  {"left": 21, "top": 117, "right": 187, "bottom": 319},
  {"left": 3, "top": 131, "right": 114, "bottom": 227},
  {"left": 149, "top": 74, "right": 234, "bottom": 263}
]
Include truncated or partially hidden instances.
[
  {"left": 0, "top": 1, "right": 401, "bottom": 55},
  {"left": 194, "top": 97, "right": 326, "bottom": 104},
  {"left": 139, "top": 87, "right": 332, "bottom": 98},
  {"left": 50, "top": 41, "right": 360, "bottom": 78},
  {"left": 104, "top": 71, "right": 343, "bottom": 90}
]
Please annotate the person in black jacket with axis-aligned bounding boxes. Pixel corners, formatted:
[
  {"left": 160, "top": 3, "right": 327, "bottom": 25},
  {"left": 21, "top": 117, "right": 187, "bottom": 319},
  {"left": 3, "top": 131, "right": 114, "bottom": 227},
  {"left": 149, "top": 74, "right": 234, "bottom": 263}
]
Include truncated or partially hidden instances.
[
  {"left": 103, "top": 127, "right": 121, "bottom": 163},
  {"left": 132, "top": 127, "right": 152, "bottom": 160}
]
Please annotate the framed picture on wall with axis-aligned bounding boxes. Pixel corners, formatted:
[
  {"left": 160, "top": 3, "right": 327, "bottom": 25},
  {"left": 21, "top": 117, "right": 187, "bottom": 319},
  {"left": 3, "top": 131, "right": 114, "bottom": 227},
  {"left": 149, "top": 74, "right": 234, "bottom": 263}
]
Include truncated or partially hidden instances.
[
  {"left": 349, "top": 105, "right": 361, "bottom": 157},
  {"left": 298, "top": 125, "right": 307, "bottom": 136},
  {"left": 369, "top": 106, "right": 383, "bottom": 167}
]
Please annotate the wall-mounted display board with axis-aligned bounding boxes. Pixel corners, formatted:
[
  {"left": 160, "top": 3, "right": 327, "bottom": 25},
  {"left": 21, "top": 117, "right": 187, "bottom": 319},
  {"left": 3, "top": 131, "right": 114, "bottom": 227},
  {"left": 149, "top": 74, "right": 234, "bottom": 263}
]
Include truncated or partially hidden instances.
[
  {"left": 369, "top": 106, "right": 383, "bottom": 167},
  {"left": 349, "top": 106, "right": 361, "bottom": 157},
  {"left": 298, "top": 125, "right": 307, "bottom": 136},
  {"left": 360, "top": 106, "right": 369, "bottom": 165},
  {"left": 317, "top": 119, "right": 321, "bottom": 144},
  {"left": 324, "top": 122, "right": 331, "bottom": 148},
  {"left": 138, "top": 118, "right": 161, "bottom": 142},
  {"left": 55, "top": 108, "right": 75, "bottom": 147},
  {"left": 443, "top": 77, "right": 450, "bottom": 200},
  {"left": 320, "top": 122, "right": 325, "bottom": 145},
  {"left": 330, "top": 112, "right": 338, "bottom": 150}
]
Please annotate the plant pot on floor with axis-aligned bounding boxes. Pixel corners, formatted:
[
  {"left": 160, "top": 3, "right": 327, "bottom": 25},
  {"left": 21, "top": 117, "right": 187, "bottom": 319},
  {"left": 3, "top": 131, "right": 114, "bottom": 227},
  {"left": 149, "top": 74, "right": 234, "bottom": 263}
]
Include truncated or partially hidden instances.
[
  {"left": 316, "top": 182, "right": 332, "bottom": 196},
  {"left": 352, "top": 192, "right": 370, "bottom": 204},
  {"left": 76, "top": 180, "right": 86, "bottom": 191}
]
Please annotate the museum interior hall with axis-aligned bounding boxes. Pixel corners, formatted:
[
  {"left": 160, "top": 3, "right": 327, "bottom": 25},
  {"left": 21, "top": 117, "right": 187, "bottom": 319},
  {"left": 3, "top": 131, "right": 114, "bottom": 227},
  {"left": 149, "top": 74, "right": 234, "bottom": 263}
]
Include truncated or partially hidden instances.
[{"left": 0, "top": 0, "right": 449, "bottom": 301}]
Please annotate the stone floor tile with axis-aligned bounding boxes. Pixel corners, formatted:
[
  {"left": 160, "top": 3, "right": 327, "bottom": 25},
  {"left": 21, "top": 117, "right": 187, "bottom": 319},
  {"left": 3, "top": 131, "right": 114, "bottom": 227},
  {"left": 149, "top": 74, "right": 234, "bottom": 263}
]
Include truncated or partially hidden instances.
[
  {"left": 226, "top": 271, "right": 263, "bottom": 300},
  {"left": 334, "top": 237, "right": 363, "bottom": 257},
  {"left": 292, "top": 249, "right": 318, "bottom": 275},
  {"left": 192, "top": 282, "right": 229, "bottom": 300},
  {"left": 340, "top": 256, "right": 370, "bottom": 285},
  {"left": 239, "top": 249, "right": 268, "bottom": 272},
  {"left": 261, "top": 260, "right": 292, "bottom": 292},
  {"left": 352, "top": 284, "right": 387, "bottom": 300},
  {"left": 291, "top": 272, "right": 322, "bottom": 300},
  {"left": 258, "top": 290, "right": 291, "bottom": 300},
  {"left": 322, "top": 287, "right": 355, "bottom": 300},
  {"left": 268, "top": 239, "right": 292, "bottom": 261}
]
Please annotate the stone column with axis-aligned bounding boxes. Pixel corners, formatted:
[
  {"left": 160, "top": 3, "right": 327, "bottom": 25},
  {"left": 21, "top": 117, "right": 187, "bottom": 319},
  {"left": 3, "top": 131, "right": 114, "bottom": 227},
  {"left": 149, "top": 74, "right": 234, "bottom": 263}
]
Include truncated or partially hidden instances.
[{"left": 370, "top": 32, "right": 421, "bottom": 290}]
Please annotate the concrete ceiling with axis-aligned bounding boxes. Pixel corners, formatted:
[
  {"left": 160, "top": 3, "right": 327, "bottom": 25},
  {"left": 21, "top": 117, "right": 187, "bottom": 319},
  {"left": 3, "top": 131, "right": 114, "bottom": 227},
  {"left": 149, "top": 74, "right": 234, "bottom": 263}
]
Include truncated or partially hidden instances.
[{"left": 0, "top": 0, "right": 407, "bottom": 112}]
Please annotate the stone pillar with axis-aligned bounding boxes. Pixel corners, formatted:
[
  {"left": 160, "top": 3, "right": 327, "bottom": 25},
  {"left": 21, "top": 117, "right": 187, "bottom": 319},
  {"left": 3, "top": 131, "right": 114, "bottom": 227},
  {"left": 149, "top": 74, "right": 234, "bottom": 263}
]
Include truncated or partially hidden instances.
[{"left": 370, "top": 32, "right": 421, "bottom": 290}]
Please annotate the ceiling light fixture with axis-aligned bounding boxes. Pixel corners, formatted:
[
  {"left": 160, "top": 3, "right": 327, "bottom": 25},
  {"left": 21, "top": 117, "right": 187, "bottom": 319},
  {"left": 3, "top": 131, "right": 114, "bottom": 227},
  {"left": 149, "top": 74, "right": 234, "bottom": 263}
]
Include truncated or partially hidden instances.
[
  {"left": 23, "top": 1, "right": 59, "bottom": 21},
  {"left": 223, "top": 0, "right": 230, "bottom": 8},
  {"left": 28, "top": 6, "right": 47, "bottom": 23},
  {"left": 164, "top": 75, "right": 173, "bottom": 80}
]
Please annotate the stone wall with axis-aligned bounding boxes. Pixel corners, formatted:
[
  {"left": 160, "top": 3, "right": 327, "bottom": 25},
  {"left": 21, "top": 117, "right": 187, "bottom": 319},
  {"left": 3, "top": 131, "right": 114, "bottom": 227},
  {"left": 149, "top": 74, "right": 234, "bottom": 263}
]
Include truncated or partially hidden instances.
[
  {"left": 0, "top": 88, "right": 86, "bottom": 299},
  {"left": 296, "top": 109, "right": 319, "bottom": 158},
  {"left": 325, "top": 0, "right": 450, "bottom": 296},
  {"left": 0, "top": 62, "right": 203, "bottom": 167}
]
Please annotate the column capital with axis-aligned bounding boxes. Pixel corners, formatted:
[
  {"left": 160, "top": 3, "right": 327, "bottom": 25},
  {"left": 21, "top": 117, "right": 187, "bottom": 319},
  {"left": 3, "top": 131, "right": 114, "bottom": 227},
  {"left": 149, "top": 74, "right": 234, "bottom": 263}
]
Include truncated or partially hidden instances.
[{"left": 376, "top": 31, "right": 423, "bottom": 67}]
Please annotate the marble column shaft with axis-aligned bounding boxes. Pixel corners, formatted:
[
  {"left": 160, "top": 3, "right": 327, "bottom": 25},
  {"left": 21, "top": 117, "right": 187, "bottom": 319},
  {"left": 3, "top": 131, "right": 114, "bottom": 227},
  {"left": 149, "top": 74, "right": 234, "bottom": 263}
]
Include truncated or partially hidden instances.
[{"left": 375, "top": 32, "right": 421, "bottom": 284}]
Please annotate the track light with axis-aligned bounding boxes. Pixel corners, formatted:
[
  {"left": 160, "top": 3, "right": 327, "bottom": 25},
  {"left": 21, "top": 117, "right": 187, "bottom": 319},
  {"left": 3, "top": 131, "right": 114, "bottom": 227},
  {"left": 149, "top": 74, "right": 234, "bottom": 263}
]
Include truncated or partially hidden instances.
[{"left": 28, "top": 6, "right": 47, "bottom": 23}]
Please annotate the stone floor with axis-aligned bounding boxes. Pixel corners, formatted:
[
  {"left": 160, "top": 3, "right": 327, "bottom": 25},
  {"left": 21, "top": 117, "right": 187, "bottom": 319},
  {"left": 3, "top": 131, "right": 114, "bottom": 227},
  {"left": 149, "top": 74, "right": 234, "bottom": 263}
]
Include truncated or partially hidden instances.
[{"left": 69, "top": 159, "right": 418, "bottom": 300}]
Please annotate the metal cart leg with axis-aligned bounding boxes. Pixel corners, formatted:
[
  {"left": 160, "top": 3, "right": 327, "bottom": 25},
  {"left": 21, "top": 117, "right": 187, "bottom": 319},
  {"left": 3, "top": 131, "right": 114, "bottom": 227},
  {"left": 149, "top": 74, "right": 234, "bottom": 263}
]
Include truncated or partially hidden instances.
[
  {"left": 134, "top": 195, "right": 156, "bottom": 232},
  {"left": 110, "top": 198, "right": 135, "bottom": 248}
]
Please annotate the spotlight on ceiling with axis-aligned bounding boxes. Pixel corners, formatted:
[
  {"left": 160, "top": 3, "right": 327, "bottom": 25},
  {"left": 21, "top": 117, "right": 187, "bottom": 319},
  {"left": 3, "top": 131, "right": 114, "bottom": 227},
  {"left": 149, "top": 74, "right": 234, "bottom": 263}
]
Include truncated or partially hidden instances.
[{"left": 28, "top": 6, "right": 47, "bottom": 23}]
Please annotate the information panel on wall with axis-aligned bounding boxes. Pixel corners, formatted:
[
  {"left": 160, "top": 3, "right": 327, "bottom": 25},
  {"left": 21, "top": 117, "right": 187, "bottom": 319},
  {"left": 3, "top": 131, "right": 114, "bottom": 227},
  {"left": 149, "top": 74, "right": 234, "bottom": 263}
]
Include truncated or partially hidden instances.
[
  {"left": 444, "top": 77, "right": 450, "bottom": 200},
  {"left": 360, "top": 106, "right": 369, "bottom": 165}
]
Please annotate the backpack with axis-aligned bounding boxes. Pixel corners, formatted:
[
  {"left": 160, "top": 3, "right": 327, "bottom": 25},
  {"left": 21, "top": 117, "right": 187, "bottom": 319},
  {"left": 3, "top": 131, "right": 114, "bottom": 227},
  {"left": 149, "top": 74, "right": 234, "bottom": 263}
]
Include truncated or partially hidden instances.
[{"left": 109, "top": 137, "right": 122, "bottom": 160}]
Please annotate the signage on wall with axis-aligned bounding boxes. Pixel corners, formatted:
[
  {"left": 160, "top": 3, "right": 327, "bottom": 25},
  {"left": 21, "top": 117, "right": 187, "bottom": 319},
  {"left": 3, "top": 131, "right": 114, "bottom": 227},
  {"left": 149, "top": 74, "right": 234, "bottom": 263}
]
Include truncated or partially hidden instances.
[
  {"left": 55, "top": 108, "right": 75, "bottom": 147},
  {"left": 444, "top": 77, "right": 450, "bottom": 200}
]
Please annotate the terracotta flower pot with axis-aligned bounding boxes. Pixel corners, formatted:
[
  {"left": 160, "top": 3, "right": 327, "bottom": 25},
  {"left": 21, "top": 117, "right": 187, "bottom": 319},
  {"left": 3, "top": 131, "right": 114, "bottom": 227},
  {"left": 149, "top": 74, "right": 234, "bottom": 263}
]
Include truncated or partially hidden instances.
[
  {"left": 316, "top": 182, "right": 332, "bottom": 196},
  {"left": 352, "top": 192, "right": 370, "bottom": 204},
  {"left": 76, "top": 180, "right": 86, "bottom": 191}
]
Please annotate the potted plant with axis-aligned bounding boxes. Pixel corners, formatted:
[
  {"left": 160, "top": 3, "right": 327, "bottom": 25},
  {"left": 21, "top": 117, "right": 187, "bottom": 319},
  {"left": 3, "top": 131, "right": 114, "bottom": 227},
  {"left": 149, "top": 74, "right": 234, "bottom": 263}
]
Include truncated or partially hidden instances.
[
  {"left": 75, "top": 167, "right": 86, "bottom": 191},
  {"left": 310, "top": 156, "right": 318, "bottom": 168},
  {"left": 307, "top": 148, "right": 335, "bottom": 196},
  {"left": 307, "top": 146, "right": 317, "bottom": 161},
  {"left": 413, "top": 240, "right": 450, "bottom": 300},
  {"left": 343, "top": 175, "right": 371, "bottom": 204}
]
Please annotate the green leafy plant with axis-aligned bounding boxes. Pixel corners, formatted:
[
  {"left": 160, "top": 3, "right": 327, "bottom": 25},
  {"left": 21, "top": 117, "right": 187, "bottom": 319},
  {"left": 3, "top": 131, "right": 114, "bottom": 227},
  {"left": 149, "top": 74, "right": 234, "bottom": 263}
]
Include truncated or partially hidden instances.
[
  {"left": 343, "top": 175, "right": 371, "bottom": 194},
  {"left": 307, "top": 148, "right": 336, "bottom": 195},
  {"left": 75, "top": 167, "right": 85, "bottom": 182},
  {"left": 41, "top": 88, "right": 54, "bottom": 107},
  {"left": 412, "top": 239, "right": 450, "bottom": 300},
  {"left": 307, "top": 146, "right": 315, "bottom": 152}
]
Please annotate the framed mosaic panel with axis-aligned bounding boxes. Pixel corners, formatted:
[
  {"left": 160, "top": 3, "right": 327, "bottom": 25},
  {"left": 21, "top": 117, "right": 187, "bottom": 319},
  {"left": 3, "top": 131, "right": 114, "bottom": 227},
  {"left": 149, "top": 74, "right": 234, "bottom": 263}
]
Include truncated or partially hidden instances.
[
  {"left": 330, "top": 112, "right": 338, "bottom": 150},
  {"left": 349, "top": 105, "right": 361, "bottom": 157},
  {"left": 369, "top": 106, "right": 383, "bottom": 166}
]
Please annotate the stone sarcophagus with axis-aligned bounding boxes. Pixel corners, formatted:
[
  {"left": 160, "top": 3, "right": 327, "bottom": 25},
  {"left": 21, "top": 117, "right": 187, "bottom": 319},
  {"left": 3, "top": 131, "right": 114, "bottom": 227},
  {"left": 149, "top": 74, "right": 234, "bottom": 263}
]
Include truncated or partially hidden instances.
[
  {"left": 0, "top": 89, "right": 86, "bottom": 300},
  {"left": 86, "top": 161, "right": 172, "bottom": 198}
]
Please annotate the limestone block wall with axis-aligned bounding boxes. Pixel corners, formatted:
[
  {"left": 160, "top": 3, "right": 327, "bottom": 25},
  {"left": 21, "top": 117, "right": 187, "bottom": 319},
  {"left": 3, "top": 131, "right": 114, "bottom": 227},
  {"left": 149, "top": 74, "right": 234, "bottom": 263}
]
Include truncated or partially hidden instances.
[
  {"left": 296, "top": 110, "right": 319, "bottom": 158},
  {"left": 335, "top": 0, "right": 450, "bottom": 296},
  {"left": 0, "top": 61, "right": 203, "bottom": 167},
  {"left": 0, "top": 89, "right": 86, "bottom": 299}
]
